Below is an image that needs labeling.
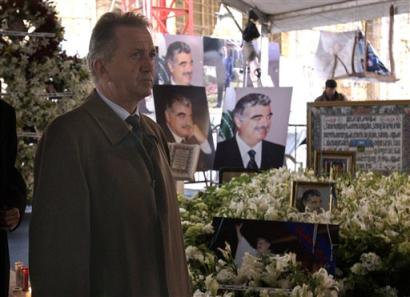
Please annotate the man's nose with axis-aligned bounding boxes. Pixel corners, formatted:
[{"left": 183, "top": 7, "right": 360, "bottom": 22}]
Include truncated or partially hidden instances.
[{"left": 141, "top": 56, "right": 154, "bottom": 72}]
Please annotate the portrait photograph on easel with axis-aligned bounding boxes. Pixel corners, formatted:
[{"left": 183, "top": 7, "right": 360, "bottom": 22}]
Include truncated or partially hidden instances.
[
  {"left": 153, "top": 85, "right": 215, "bottom": 171},
  {"left": 214, "top": 87, "right": 292, "bottom": 171}
]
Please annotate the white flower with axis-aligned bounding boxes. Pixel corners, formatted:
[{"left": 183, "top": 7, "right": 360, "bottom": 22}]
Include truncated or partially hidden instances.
[
  {"left": 215, "top": 268, "right": 235, "bottom": 283},
  {"left": 205, "top": 274, "right": 219, "bottom": 296},
  {"left": 185, "top": 246, "right": 205, "bottom": 263},
  {"left": 360, "top": 252, "right": 382, "bottom": 272},
  {"left": 203, "top": 223, "right": 214, "bottom": 234},
  {"left": 291, "top": 284, "right": 314, "bottom": 297}
]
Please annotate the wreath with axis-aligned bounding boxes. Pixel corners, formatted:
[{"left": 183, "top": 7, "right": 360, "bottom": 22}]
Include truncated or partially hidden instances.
[{"left": 0, "top": 0, "right": 64, "bottom": 62}]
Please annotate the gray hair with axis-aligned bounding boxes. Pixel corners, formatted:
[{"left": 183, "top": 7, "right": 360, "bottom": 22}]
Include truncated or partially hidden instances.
[
  {"left": 232, "top": 93, "right": 271, "bottom": 118},
  {"left": 87, "top": 12, "right": 150, "bottom": 82},
  {"left": 165, "top": 41, "right": 191, "bottom": 63},
  {"left": 165, "top": 95, "right": 192, "bottom": 112}
]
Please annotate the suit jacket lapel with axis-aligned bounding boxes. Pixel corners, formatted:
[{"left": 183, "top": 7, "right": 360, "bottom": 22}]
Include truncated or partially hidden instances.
[{"left": 231, "top": 138, "right": 244, "bottom": 168}]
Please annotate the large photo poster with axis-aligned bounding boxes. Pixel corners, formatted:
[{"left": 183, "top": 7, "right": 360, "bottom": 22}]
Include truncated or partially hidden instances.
[
  {"left": 214, "top": 87, "right": 292, "bottom": 170},
  {"left": 153, "top": 85, "right": 215, "bottom": 171},
  {"left": 154, "top": 34, "right": 204, "bottom": 87}
]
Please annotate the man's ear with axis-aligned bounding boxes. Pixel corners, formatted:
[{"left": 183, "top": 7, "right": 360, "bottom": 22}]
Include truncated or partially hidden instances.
[
  {"left": 94, "top": 59, "right": 109, "bottom": 81},
  {"left": 233, "top": 115, "right": 242, "bottom": 130},
  {"left": 167, "top": 61, "right": 174, "bottom": 74},
  {"left": 164, "top": 110, "right": 171, "bottom": 123}
]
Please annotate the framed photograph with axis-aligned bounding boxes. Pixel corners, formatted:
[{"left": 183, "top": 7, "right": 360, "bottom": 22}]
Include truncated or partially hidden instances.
[
  {"left": 290, "top": 181, "right": 335, "bottom": 213},
  {"left": 315, "top": 150, "right": 356, "bottom": 177},
  {"left": 153, "top": 85, "right": 215, "bottom": 171},
  {"left": 218, "top": 168, "right": 260, "bottom": 185},
  {"left": 210, "top": 217, "right": 339, "bottom": 273},
  {"left": 168, "top": 143, "right": 200, "bottom": 181}
]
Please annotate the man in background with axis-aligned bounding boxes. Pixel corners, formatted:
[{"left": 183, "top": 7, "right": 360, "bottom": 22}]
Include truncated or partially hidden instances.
[
  {"left": 315, "top": 79, "right": 347, "bottom": 102},
  {"left": 0, "top": 98, "right": 26, "bottom": 297},
  {"left": 164, "top": 95, "right": 213, "bottom": 169},
  {"left": 214, "top": 93, "right": 284, "bottom": 170},
  {"left": 165, "top": 41, "right": 193, "bottom": 85},
  {"left": 30, "top": 12, "right": 190, "bottom": 297}
]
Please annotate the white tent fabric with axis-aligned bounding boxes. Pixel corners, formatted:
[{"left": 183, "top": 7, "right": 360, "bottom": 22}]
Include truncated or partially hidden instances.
[
  {"left": 221, "top": 0, "right": 410, "bottom": 33},
  {"left": 314, "top": 30, "right": 396, "bottom": 82}
]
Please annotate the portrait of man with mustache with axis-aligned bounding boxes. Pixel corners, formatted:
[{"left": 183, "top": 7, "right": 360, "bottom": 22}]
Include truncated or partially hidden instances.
[
  {"left": 214, "top": 93, "right": 285, "bottom": 170},
  {"left": 164, "top": 94, "right": 213, "bottom": 170},
  {"left": 165, "top": 41, "right": 193, "bottom": 86}
]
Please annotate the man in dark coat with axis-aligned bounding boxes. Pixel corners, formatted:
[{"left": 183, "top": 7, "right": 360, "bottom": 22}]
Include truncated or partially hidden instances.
[
  {"left": 214, "top": 93, "right": 284, "bottom": 170},
  {"left": 315, "top": 79, "right": 347, "bottom": 102},
  {"left": 0, "top": 98, "right": 26, "bottom": 297},
  {"left": 29, "top": 12, "right": 191, "bottom": 297}
]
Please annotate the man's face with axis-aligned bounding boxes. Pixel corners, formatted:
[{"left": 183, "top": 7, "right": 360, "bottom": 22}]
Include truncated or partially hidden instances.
[
  {"left": 325, "top": 87, "right": 336, "bottom": 97},
  {"left": 168, "top": 52, "right": 193, "bottom": 85},
  {"left": 165, "top": 101, "right": 193, "bottom": 138},
  {"left": 103, "top": 26, "right": 155, "bottom": 102},
  {"left": 256, "top": 238, "right": 271, "bottom": 255},
  {"left": 234, "top": 104, "right": 272, "bottom": 147},
  {"left": 305, "top": 195, "right": 322, "bottom": 211}
]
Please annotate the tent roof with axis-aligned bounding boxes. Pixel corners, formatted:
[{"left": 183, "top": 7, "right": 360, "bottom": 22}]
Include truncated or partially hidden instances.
[{"left": 221, "top": 0, "right": 410, "bottom": 33}]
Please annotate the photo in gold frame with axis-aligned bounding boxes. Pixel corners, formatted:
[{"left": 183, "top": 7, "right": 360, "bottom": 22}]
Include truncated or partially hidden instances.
[
  {"left": 290, "top": 181, "right": 336, "bottom": 213},
  {"left": 315, "top": 150, "right": 356, "bottom": 177}
]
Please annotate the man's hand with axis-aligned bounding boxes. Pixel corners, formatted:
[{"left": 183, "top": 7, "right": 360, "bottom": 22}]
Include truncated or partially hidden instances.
[
  {"left": 191, "top": 124, "right": 207, "bottom": 144},
  {"left": 0, "top": 207, "right": 20, "bottom": 230}
]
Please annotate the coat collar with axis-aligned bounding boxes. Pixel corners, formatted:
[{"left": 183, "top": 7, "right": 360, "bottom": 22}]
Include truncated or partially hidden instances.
[
  {"left": 83, "top": 89, "right": 131, "bottom": 145},
  {"left": 83, "top": 89, "right": 158, "bottom": 145}
]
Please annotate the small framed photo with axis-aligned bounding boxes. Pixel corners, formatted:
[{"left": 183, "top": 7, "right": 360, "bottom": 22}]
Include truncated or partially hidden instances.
[
  {"left": 290, "top": 181, "right": 335, "bottom": 213},
  {"left": 315, "top": 150, "right": 356, "bottom": 177}
]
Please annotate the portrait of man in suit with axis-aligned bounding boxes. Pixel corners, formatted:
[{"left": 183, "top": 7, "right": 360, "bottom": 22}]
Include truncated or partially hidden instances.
[
  {"left": 164, "top": 94, "right": 212, "bottom": 157},
  {"left": 165, "top": 41, "right": 193, "bottom": 86},
  {"left": 214, "top": 93, "right": 285, "bottom": 170}
]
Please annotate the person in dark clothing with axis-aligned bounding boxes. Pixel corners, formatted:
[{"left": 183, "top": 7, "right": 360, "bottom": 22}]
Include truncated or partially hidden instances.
[
  {"left": 0, "top": 98, "right": 26, "bottom": 297},
  {"left": 315, "top": 79, "right": 347, "bottom": 102}
]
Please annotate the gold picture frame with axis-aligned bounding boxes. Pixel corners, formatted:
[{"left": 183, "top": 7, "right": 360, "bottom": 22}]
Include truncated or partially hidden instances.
[
  {"left": 315, "top": 150, "right": 356, "bottom": 177},
  {"left": 290, "top": 181, "right": 336, "bottom": 213}
]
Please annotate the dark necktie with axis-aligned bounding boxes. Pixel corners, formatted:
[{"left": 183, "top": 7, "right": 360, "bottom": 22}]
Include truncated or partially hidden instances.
[
  {"left": 125, "top": 115, "right": 155, "bottom": 185},
  {"left": 247, "top": 149, "right": 258, "bottom": 169}
]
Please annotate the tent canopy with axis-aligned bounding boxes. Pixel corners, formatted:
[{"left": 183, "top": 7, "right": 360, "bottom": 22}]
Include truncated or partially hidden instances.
[{"left": 221, "top": 0, "right": 410, "bottom": 33}]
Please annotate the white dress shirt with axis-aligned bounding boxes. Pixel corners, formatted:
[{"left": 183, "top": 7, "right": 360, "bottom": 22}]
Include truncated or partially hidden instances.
[
  {"left": 96, "top": 88, "right": 139, "bottom": 121},
  {"left": 235, "top": 133, "right": 262, "bottom": 168}
]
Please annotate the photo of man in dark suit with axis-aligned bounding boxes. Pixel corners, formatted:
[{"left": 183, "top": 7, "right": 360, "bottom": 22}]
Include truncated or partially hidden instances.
[
  {"left": 164, "top": 95, "right": 210, "bottom": 149},
  {"left": 0, "top": 99, "right": 26, "bottom": 297},
  {"left": 214, "top": 93, "right": 285, "bottom": 170},
  {"left": 163, "top": 94, "right": 213, "bottom": 170}
]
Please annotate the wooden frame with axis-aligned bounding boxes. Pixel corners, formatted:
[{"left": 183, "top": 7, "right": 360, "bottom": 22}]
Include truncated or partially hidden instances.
[
  {"left": 306, "top": 100, "right": 410, "bottom": 173},
  {"left": 290, "top": 181, "right": 335, "bottom": 213},
  {"left": 315, "top": 150, "right": 356, "bottom": 177}
]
